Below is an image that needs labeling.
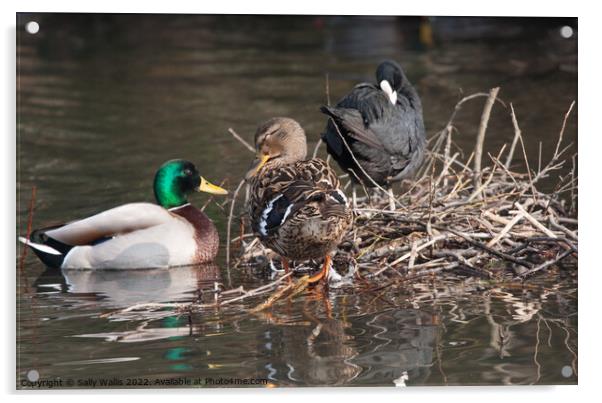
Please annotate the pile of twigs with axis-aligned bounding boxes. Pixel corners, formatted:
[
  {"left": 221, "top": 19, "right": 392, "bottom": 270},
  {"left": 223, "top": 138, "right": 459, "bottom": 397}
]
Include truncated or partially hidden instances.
[
  {"left": 231, "top": 88, "right": 577, "bottom": 286},
  {"left": 105, "top": 88, "right": 577, "bottom": 318}
]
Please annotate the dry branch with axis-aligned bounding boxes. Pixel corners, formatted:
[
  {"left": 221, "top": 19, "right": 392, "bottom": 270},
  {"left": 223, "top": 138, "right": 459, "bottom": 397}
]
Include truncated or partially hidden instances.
[
  {"left": 227, "top": 128, "right": 255, "bottom": 153},
  {"left": 474, "top": 87, "right": 500, "bottom": 191}
]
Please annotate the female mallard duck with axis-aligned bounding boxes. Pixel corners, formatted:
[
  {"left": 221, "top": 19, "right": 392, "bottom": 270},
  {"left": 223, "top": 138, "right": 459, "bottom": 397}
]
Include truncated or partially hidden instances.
[
  {"left": 320, "top": 60, "right": 426, "bottom": 209},
  {"left": 19, "top": 159, "right": 228, "bottom": 269},
  {"left": 245, "top": 117, "right": 353, "bottom": 283}
]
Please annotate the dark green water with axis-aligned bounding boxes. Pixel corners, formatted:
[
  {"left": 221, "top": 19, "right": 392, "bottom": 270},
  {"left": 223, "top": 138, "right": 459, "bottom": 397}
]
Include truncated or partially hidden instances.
[{"left": 17, "top": 14, "right": 577, "bottom": 388}]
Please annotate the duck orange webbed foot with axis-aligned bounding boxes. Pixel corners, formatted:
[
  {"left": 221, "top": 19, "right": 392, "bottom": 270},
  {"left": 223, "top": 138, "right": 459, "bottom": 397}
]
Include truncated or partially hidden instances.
[
  {"left": 307, "top": 255, "right": 332, "bottom": 285},
  {"left": 281, "top": 258, "right": 293, "bottom": 284}
]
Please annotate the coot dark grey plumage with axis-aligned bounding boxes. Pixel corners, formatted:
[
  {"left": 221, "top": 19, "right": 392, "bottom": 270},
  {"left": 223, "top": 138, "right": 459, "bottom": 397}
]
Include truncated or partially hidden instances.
[{"left": 320, "top": 60, "right": 426, "bottom": 194}]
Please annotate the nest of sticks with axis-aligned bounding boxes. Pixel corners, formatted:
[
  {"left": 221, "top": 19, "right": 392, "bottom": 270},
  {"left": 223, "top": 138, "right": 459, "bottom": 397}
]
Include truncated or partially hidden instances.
[
  {"left": 229, "top": 88, "right": 578, "bottom": 287},
  {"left": 103, "top": 88, "right": 577, "bottom": 318}
]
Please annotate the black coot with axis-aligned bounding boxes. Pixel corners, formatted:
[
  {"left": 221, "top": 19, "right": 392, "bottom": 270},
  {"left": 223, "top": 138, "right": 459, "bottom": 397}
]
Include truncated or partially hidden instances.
[{"left": 320, "top": 60, "right": 426, "bottom": 193}]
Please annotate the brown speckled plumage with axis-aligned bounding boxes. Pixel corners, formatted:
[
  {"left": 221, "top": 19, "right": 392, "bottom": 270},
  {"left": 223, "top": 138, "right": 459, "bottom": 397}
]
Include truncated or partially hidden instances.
[{"left": 246, "top": 117, "right": 353, "bottom": 265}]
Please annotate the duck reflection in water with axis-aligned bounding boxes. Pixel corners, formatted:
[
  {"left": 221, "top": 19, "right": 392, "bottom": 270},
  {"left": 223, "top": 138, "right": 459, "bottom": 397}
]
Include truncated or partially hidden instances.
[
  {"left": 34, "top": 263, "right": 221, "bottom": 309},
  {"left": 34, "top": 264, "right": 223, "bottom": 343},
  {"left": 251, "top": 292, "right": 437, "bottom": 386}
]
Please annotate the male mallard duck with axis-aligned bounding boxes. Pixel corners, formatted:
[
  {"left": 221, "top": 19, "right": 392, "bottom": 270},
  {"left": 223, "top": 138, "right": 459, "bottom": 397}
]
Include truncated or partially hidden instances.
[
  {"left": 245, "top": 117, "right": 353, "bottom": 283},
  {"left": 19, "top": 159, "right": 228, "bottom": 269},
  {"left": 320, "top": 60, "right": 426, "bottom": 208}
]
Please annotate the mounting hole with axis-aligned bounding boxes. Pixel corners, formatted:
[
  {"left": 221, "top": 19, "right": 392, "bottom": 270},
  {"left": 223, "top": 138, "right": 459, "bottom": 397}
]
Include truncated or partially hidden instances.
[
  {"left": 561, "top": 365, "right": 573, "bottom": 378},
  {"left": 27, "top": 369, "right": 39, "bottom": 382},
  {"left": 560, "top": 25, "right": 573, "bottom": 39},
  {"left": 25, "top": 21, "right": 39, "bottom": 35}
]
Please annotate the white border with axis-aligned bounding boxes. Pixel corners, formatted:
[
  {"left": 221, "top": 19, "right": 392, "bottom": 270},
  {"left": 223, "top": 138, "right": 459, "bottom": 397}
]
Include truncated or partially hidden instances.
[{"left": 3, "top": 0, "right": 596, "bottom": 402}]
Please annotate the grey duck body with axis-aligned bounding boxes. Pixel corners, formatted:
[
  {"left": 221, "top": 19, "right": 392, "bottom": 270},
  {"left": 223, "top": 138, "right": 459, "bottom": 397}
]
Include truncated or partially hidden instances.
[{"left": 26, "top": 203, "right": 219, "bottom": 269}]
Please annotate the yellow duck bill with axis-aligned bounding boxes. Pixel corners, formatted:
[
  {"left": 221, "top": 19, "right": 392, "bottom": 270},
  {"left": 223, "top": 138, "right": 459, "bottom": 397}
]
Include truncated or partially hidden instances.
[
  {"left": 245, "top": 154, "right": 270, "bottom": 180},
  {"left": 199, "top": 177, "right": 228, "bottom": 195}
]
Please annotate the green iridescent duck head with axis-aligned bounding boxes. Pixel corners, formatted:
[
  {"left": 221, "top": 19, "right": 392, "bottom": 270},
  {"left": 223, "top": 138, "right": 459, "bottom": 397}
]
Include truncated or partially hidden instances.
[{"left": 153, "top": 159, "right": 228, "bottom": 209}]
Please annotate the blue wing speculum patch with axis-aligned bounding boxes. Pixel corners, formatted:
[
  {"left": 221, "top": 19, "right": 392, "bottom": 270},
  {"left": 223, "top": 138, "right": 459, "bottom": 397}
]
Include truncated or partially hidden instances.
[
  {"left": 258, "top": 189, "right": 348, "bottom": 237},
  {"left": 258, "top": 194, "right": 293, "bottom": 236}
]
